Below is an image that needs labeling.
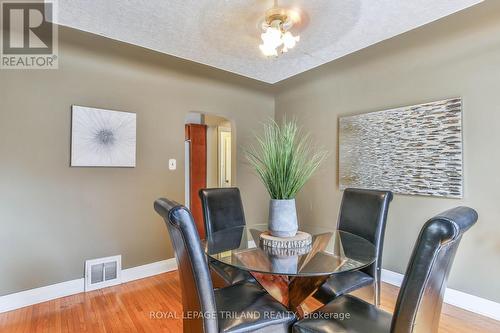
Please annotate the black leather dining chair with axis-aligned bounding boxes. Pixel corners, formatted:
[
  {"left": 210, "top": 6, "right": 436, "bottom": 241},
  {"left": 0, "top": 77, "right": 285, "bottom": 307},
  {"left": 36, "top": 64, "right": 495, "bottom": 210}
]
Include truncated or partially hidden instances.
[
  {"left": 200, "top": 188, "right": 254, "bottom": 286},
  {"left": 314, "top": 188, "right": 393, "bottom": 306},
  {"left": 154, "top": 198, "right": 296, "bottom": 333},
  {"left": 294, "top": 206, "right": 478, "bottom": 333}
]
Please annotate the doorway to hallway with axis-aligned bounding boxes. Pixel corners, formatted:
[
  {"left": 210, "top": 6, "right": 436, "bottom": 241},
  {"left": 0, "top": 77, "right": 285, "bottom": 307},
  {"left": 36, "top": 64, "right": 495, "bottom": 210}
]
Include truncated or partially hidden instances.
[{"left": 184, "top": 112, "right": 233, "bottom": 238}]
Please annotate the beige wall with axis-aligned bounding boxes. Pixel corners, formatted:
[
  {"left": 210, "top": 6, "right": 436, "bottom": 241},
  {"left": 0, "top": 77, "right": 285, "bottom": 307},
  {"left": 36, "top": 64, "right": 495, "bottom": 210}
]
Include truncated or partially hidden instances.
[
  {"left": 0, "top": 27, "right": 273, "bottom": 295},
  {"left": 275, "top": 1, "right": 500, "bottom": 303},
  {"left": 2, "top": 1, "right": 499, "bottom": 305}
]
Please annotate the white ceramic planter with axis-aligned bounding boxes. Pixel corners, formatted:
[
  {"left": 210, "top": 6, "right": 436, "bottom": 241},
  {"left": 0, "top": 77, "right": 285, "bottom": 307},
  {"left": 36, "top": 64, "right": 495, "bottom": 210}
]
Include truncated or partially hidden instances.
[{"left": 268, "top": 199, "right": 298, "bottom": 237}]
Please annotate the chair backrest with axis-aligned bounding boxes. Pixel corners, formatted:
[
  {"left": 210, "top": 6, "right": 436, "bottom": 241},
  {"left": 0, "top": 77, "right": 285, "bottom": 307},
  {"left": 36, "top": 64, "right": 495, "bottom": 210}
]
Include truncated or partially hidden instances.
[
  {"left": 154, "top": 198, "right": 218, "bottom": 333},
  {"left": 338, "top": 188, "right": 393, "bottom": 279},
  {"left": 199, "top": 187, "right": 246, "bottom": 237},
  {"left": 391, "top": 206, "right": 478, "bottom": 333}
]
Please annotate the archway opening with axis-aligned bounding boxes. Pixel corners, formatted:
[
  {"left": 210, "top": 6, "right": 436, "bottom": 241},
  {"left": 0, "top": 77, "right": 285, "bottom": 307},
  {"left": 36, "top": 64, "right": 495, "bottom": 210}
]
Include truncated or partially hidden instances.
[{"left": 184, "top": 112, "right": 233, "bottom": 238}]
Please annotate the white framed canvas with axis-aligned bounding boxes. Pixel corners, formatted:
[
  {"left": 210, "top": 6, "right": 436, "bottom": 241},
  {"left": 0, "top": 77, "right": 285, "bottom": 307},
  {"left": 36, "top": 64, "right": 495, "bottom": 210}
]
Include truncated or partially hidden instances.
[
  {"left": 339, "top": 98, "right": 463, "bottom": 198},
  {"left": 71, "top": 105, "right": 136, "bottom": 167}
]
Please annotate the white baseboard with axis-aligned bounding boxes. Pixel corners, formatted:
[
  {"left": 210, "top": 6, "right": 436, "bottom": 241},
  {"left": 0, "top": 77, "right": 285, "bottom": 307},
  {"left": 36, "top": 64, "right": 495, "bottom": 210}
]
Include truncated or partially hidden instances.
[
  {"left": 0, "top": 258, "right": 178, "bottom": 314},
  {"left": 381, "top": 269, "right": 500, "bottom": 321},
  {"left": 1, "top": 261, "right": 498, "bottom": 323},
  {"left": 121, "top": 258, "right": 177, "bottom": 283},
  {"left": 381, "top": 268, "right": 405, "bottom": 286},
  {"left": 0, "top": 278, "right": 85, "bottom": 314}
]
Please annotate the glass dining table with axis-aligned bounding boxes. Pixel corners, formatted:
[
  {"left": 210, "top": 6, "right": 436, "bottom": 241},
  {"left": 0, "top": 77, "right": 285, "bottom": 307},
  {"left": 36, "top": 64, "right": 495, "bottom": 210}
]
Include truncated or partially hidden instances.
[{"left": 203, "top": 224, "right": 376, "bottom": 315}]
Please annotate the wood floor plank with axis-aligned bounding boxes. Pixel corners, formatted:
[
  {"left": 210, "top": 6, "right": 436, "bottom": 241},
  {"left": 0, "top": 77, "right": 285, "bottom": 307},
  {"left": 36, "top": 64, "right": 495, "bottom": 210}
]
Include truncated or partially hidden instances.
[{"left": 0, "top": 271, "right": 497, "bottom": 332}]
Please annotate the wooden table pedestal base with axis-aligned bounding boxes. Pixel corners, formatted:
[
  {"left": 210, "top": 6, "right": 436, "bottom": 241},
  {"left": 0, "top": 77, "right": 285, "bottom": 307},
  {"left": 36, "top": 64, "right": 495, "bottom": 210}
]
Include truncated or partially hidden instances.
[{"left": 250, "top": 272, "right": 329, "bottom": 318}]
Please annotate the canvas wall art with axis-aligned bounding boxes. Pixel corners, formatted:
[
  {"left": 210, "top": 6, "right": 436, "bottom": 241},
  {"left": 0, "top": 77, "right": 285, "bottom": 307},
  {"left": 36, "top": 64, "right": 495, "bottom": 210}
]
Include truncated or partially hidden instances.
[
  {"left": 71, "top": 105, "right": 136, "bottom": 167},
  {"left": 339, "top": 98, "right": 463, "bottom": 198}
]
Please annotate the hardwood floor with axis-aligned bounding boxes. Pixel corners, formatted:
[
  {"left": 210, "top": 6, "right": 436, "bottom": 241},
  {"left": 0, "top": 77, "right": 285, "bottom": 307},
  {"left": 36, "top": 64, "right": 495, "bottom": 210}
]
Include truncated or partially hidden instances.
[{"left": 0, "top": 271, "right": 498, "bottom": 332}]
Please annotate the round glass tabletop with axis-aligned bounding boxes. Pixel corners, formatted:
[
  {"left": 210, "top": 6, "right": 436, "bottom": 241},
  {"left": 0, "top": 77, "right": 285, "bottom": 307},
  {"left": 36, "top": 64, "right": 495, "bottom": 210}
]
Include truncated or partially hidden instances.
[{"left": 203, "top": 224, "right": 376, "bottom": 277}]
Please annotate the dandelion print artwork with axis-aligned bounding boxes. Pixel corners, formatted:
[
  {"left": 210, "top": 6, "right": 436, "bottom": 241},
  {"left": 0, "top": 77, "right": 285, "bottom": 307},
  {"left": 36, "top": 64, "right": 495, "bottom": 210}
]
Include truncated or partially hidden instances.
[{"left": 71, "top": 106, "right": 136, "bottom": 167}]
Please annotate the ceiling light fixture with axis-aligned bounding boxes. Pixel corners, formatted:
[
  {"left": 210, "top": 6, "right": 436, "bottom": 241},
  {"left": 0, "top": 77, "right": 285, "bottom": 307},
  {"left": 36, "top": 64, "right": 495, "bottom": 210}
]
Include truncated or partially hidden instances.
[{"left": 259, "top": 0, "right": 300, "bottom": 57}]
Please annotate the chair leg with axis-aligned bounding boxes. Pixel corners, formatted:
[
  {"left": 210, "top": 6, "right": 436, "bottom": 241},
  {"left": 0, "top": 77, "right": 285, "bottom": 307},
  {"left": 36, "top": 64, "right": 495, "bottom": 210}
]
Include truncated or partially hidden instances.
[{"left": 374, "top": 279, "right": 381, "bottom": 307}]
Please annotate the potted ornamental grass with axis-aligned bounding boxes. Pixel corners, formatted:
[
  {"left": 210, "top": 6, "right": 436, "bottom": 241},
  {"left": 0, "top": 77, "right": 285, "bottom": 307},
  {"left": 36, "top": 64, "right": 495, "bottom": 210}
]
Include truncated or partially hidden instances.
[{"left": 245, "top": 118, "right": 328, "bottom": 238}]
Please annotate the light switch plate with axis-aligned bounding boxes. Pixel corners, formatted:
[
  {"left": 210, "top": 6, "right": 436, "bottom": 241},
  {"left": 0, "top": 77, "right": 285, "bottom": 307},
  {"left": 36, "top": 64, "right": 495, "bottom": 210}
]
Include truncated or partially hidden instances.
[{"left": 169, "top": 159, "right": 176, "bottom": 170}]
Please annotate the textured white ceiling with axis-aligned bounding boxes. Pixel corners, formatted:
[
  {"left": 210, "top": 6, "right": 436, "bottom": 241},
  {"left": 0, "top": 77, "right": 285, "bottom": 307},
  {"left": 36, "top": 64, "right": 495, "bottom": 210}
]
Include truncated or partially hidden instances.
[{"left": 54, "top": 0, "right": 482, "bottom": 84}]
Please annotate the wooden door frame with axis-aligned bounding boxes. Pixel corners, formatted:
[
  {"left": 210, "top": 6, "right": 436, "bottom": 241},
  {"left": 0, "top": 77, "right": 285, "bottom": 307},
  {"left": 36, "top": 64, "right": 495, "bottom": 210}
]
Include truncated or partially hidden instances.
[{"left": 185, "top": 123, "right": 207, "bottom": 239}]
